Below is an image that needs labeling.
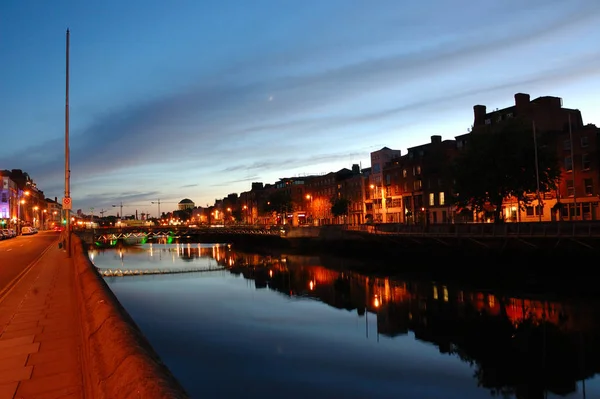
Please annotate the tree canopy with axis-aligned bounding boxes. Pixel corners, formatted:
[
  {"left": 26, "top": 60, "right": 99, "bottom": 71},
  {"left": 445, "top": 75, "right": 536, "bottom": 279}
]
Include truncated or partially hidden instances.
[
  {"left": 453, "top": 118, "right": 560, "bottom": 222},
  {"left": 330, "top": 198, "right": 351, "bottom": 218},
  {"left": 263, "top": 190, "right": 293, "bottom": 213}
]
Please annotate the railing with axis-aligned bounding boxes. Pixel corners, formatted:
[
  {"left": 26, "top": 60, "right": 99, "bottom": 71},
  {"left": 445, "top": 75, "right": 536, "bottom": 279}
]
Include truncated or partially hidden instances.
[
  {"left": 347, "top": 221, "right": 600, "bottom": 238},
  {"left": 96, "top": 265, "right": 226, "bottom": 277}
]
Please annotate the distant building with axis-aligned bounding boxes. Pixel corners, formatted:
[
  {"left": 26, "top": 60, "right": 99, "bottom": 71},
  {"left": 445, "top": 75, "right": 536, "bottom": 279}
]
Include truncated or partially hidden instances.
[{"left": 178, "top": 198, "right": 195, "bottom": 210}]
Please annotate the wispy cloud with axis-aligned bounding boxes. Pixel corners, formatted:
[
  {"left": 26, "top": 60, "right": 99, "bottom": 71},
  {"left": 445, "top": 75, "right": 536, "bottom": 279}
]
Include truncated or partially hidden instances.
[{"left": 2, "top": 0, "right": 600, "bottom": 213}]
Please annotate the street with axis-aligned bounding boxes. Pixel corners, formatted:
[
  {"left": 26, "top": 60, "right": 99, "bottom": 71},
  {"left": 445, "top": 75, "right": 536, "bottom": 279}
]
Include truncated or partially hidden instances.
[{"left": 0, "top": 231, "right": 60, "bottom": 301}]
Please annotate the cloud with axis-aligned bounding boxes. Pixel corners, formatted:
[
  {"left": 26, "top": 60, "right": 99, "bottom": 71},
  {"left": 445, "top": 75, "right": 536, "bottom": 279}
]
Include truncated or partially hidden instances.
[{"left": 3, "top": 0, "right": 600, "bottom": 213}]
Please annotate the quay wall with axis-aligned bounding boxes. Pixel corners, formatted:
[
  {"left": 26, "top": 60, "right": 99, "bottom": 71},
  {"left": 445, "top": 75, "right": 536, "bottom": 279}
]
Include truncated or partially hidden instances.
[{"left": 70, "top": 234, "right": 189, "bottom": 398}]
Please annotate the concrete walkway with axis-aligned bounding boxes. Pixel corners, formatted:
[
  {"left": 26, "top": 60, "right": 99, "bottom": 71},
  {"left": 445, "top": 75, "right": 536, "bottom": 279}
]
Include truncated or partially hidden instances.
[{"left": 0, "top": 243, "right": 87, "bottom": 399}]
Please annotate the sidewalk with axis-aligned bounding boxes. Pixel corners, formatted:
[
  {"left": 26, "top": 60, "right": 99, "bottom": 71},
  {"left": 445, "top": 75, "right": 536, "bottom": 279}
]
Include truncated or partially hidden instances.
[{"left": 0, "top": 243, "right": 86, "bottom": 399}]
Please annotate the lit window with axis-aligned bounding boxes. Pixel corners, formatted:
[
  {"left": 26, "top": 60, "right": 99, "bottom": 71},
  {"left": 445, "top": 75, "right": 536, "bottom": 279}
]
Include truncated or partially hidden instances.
[
  {"left": 429, "top": 193, "right": 434, "bottom": 206},
  {"left": 582, "top": 153, "right": 590, "bottom": 170},
  {"left": 565, "top": 157, "right": 572, "bottom": 171},
  {"left": 584, "top": 178, "right": 593, "bottom": 195},
  {"left": 567, "top": 180, "right": 574, "bottom": 197},
  {"left": 439, "top": 192, "right": 445, "bottom": 205}
]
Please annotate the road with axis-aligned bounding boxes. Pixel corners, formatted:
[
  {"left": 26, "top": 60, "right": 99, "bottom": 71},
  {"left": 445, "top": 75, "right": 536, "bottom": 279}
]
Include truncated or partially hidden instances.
[{"left": 0, "top": 231, "right": 60, "bottom": 299}]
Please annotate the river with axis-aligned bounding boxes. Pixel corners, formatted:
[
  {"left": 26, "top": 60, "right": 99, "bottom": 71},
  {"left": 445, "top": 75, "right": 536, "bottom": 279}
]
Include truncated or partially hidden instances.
[{"left": 88, "top": 240, "right": 600, "bottom": 398}]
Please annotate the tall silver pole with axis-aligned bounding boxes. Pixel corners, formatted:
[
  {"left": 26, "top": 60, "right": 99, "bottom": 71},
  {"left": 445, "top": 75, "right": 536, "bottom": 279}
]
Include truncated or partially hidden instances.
[
  {"left": 569, "top": 114, "right": 577, "bottom": 220},
  {"left": 65, "top": 28, "right": 72, "bottom": 257},
  {"left": 533, "top": 121, "right": 542, "bottom": 222}
]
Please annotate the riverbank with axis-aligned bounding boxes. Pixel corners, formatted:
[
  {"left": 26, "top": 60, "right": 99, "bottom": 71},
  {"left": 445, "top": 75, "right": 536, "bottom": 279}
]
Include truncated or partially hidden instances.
[{"left": 70, "top": 235, "right": 189, "bottom": 398}]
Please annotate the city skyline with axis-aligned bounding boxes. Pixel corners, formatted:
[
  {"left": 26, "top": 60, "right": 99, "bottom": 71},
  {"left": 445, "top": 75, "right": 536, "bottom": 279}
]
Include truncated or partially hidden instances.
[{"left": 2, "top": 0, "right": 600, "bottom": 216}]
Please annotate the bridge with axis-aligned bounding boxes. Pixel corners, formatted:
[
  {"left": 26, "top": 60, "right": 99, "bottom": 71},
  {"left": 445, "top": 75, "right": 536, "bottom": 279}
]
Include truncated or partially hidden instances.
[
  {"left": 75, "top": 221, "right": 600, "bottom": 256},
  {"left": 77, "top": 225, "right": 282, "bottom": 243},
  {"left": 96, "top": 265, "right": 226, "bottom": 277}
]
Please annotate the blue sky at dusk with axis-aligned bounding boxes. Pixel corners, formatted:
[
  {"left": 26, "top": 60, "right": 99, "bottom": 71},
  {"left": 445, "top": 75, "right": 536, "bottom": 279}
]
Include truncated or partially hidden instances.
[{"left": 2, "top": 0, "right": 600, "bottom": 217}]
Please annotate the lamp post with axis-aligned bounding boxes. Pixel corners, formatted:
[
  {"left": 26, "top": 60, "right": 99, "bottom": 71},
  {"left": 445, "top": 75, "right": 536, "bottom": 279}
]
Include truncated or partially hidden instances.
[
  {"left": 370, "top": 184, "right": 386, "bottom": 223},
  {"left": 33, "top": 206, "right": 39, "bottom": 229},
  {"left": 17, "top": 190, "right": 30, "bottom": 234},
  {"left": 306, "top": 194, "right": 313, "bottom": 225}
]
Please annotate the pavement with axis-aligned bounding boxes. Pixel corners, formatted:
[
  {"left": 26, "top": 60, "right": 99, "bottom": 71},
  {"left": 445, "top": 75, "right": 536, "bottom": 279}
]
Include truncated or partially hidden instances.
[{"left": 0, "top": 239, "right": 87, "bottom": 399}]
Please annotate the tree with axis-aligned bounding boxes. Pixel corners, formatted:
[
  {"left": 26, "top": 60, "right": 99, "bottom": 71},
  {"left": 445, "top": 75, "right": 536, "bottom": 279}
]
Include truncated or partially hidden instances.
[
  {"left": 330, "top": 198, "right": 351, "bottom": 221},
  {"left": 263, "top": 191, "right": 293, "bottom": 214},
  {"left": 453, "top": 118, "right": 560, "bottom": 223}
]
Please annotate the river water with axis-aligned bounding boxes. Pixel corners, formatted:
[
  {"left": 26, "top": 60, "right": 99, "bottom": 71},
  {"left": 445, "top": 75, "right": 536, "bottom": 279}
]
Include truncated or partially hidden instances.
[{"left": 88, "top": 241, "right": 600, "bottom": 399}]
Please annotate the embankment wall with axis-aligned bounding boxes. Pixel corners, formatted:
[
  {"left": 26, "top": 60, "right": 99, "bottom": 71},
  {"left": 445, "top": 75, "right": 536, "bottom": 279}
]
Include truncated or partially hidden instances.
[{"left": 70, "top": 235, "right": 189, "bottom": 399}]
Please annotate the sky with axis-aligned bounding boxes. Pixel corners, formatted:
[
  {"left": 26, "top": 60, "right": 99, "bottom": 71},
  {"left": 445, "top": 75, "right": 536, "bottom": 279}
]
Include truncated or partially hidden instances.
[{"left": 2, "top": 0, "right": 600, "bottom": 218}]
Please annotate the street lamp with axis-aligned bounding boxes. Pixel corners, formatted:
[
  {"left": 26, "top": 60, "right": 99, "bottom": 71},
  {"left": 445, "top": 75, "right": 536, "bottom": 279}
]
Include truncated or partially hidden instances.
[
  {"left": 33, "top": 206, "right": 39, "bottom": 228},
  {"left": 16, "top": 190, "right": 30, "bottom": 234},
  {"left": 306, "top": 194, "right": 313, "bottom": 225},
  {"left": 370, "top": 184, "right": 386, "bottom": 223}
]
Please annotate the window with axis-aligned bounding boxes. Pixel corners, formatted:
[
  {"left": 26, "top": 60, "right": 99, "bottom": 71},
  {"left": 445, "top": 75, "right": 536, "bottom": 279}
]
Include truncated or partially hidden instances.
[
  {"left": 526, "top": 206, "right": 534, "bottom": 216},
  {"left": 413, "top": 180, "right": 422, "bottom": 190},
  {"left": 535, "top": 205, "right": 543, "bottom": 216},
  {"left": 585, "top": 178, "right": 593, "bottom": 195},
  {"left": 402, "top": 169, "right": 407, "bottom": 178},
  {"left": 485, "top": 119, "right": 491, "bottom": 125},
  {"left": 564, "top": 140, "right": 571, "bottom": 151},
  {"left": 429, "top": 193, "right": 435, "bottom": 206},
  {"left": 567, "top": 180, "right": 574, "bottom": 197},
  {"left": 505, "top": 112, "right": 513, "bottom": 118},
  {"left": 582, "top": 153, "right": 590, "bottom": 170},
  {"left": 581, "top": 136, "right": 589, "bottom": 148},
  {"left": 1, "top": 193, "right": 6, "bottom": 203},
  {"left": 372, "top": 164, "right": 380, "bottom": 173},
  {"left": 403, "top": 182, "right": 408, "bottom": 192},
  {"left": 416, "top": 165, "right": 421, "bottom": 175},
  {"left": 439, "top": 192, "right": 445, "bottom": 206},
  {"left": 565, "top": 156, "right": 572, "bottom": 171}
]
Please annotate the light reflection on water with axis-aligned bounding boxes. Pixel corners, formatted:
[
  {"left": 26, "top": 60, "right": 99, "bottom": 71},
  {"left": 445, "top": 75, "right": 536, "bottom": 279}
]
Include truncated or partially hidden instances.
[{"left": 89, "top": 242, "right": 599, "bottom": 399}]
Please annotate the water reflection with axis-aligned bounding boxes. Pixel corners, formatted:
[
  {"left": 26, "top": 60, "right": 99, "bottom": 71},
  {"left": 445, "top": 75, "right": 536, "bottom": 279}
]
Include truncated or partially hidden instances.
[{"left": 90, "top": 241, "right": 599, "bottom": 398}]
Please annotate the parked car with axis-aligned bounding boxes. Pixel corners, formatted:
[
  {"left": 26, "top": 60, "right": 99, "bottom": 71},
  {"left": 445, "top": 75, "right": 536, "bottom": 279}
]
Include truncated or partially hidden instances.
[
  {"left": 21, "top": 226, "right": 36, "bottom": 235},
  {"left": 2, "top": 229, "right": 15, "bottom": 239}
]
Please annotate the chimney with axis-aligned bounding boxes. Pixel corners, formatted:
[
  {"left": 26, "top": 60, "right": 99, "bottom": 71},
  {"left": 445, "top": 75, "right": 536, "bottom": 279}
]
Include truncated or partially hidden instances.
[
  {"left": 431, "top": 135, "right": 442, "bottom": 144},
  {"left": 473, "top": 105, "right": 486, "bottom": 126},
  {"left": 514, "top": 93, "right": 530, "bottom": 108}
]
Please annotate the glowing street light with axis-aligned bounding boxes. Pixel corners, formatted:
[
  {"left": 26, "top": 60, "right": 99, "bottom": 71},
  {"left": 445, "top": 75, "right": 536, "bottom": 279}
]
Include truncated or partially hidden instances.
[
  {"left": 306, "top": 194, "right": 313, "bottom": 225},
  {"left": 370, "top": 184, "right": 386, "bottom": 223}
]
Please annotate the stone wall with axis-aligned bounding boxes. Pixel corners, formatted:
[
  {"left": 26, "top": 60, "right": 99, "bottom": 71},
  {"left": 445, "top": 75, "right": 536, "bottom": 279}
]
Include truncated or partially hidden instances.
[{"left": 70, "top": 234, "right": 189, "bottom": 399}]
